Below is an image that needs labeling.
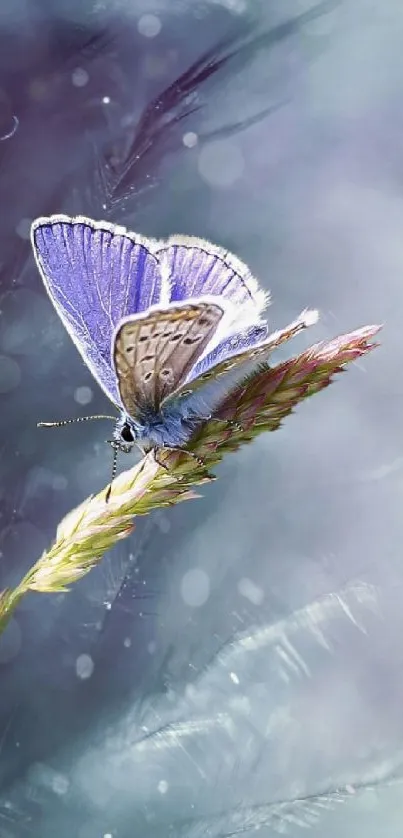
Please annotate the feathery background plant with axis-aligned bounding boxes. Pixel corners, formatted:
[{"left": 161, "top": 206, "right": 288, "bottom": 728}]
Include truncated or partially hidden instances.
[{"left": 0, "top": 319, "right": 380, "bottom": 637}]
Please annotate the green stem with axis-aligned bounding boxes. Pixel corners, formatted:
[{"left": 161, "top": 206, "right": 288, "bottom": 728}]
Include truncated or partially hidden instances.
[{"left": 0, "top": 586, "right": 26, "bottom": 634}]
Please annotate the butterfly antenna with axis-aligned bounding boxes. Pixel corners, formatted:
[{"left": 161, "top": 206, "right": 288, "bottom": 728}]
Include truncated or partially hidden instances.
[{"left": 37, "top": 415, "right": 116, "bottom": 428}]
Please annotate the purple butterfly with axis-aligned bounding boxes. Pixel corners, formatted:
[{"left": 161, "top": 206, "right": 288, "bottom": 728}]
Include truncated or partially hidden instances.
[{"left": 31, "top": 215, "right": 316, "bottom": 463}]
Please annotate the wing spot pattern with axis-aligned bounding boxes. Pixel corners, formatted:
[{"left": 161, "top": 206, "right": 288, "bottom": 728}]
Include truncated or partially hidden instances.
[
  {"left": 183, "top": 335, "right": 202, "bottom": 345},
  {"left": 113, "top": 301, "right": 224, "bottom": 416}
]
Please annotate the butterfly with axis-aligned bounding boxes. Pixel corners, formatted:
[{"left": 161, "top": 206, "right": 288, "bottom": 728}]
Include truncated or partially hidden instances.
[{"left": 31, "top": 215, "right": 316, "bottom": 479}]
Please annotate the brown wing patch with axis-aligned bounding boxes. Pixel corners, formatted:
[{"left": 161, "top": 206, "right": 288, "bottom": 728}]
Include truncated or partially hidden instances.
[{"left": 113, "top": 301, "right": 224, "bottom": 417}]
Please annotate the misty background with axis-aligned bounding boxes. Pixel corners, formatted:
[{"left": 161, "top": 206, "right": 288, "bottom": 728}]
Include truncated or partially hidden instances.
[{"left": 0, "top": 0, "right": 402, "bottom": 835}]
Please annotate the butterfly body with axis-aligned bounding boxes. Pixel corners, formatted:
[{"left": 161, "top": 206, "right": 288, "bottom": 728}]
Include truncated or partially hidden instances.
[
  {"left": 31, "top": 214, "right": 315, "bottom": 465},
  {"left": 113, "top": 399, "right": 207, "bottom": 450}
]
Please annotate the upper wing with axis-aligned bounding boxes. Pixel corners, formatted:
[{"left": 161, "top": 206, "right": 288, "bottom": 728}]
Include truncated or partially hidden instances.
[
  {"left": 31, "top": 215, "right": 165, "bottom": 405},
  {"left": 156, "top": 235, "right": 269, "bottom": 327},
  {"left": 113, "top": 300, "right": 224, "bottom": 418}
]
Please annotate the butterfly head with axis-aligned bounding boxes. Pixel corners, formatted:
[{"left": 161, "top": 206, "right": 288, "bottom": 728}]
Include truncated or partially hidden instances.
[{"left": 112, "top": 413, "right": 141, "bottom": 451}]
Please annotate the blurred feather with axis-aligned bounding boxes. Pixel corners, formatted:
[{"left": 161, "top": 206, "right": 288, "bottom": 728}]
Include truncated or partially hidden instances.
[
  {"left": 165, "top": 780, "right": 400, "bottom": 837},
  {"left": 61, "top": 581, "right": 399, "bottom": 838},
  {"left": 84, "top": 0, "right": 339, "bottom": 217}
]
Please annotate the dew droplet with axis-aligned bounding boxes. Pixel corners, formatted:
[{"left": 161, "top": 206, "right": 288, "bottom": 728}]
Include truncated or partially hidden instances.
[
  {"left": 76, "top": 654, "right": 94, "bottom": 680},
  {"left": 74, "top": 385, "right": 93, "bottom": 405},
  {"left": 183, "top": 131, "right": 198, "bottom": 148},
  {"left": 72, "top": 67, "right": 89, "bottom": 87},
  {"left": 158, "top": 779, "right": 169, "bottom": 794},
  {"left": 138, "top": 14, "right": 162, "bottom": 38},
  {"left": 198, "top": 140, "right": 244, "bottom": 188},
  {"left": 180, "top": 568, "right": 210, "bottom": 607}
]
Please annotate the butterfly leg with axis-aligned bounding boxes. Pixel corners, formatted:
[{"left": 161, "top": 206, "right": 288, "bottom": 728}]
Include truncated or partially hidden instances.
[
  {"left": 105, "top": 439, "right": 134, "bottom": 502},
  {"left": 175, "top": 449, "right": 206, "bottom": 468},
  {"left": 208, "top": 417, "right": 245, "bottom": 433},
  {"left": 106, "top": 439, "right": 133, "bottom": 455},
  {"left": 153, "top": 446, "right": 207, "bottom": 470}
]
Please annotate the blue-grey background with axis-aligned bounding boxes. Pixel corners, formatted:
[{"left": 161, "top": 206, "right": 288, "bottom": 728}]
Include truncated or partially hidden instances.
[{"left": 0, "top": 0, "right": 401, "bottom": 835}]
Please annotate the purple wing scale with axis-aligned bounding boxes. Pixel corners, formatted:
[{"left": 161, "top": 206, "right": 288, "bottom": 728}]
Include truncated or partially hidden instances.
[
  {"left": 31, "top": 215, "right": 163, "bottom": 405},
  {"left": 190, "top": 323, "right": 269, "bottom": 380},
  {"left": 156, "top": 236, "right": 268, "bottom": 314}
]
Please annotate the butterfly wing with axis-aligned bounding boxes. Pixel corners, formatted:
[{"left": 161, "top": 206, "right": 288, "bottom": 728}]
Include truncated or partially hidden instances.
[
  {"left": 168, "top": 309, "right": 319, "bottom": 403},
  {"left": 113, "top": 300, "right": 224, "bottom": 418},
  {"left": 190, "top": 323, "right": 269, "bottom": 380},
  {"left": 31, "top": 215, "right": 165, "bottom": 405},
  {"left": 156, "top": 236, "right": 269, "bottom": 324}
]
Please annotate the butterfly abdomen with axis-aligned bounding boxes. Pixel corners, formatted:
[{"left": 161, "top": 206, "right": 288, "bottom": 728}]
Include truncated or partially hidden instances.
[{"left": 130, "top": 400, "right": 205, "bottom": 448}]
